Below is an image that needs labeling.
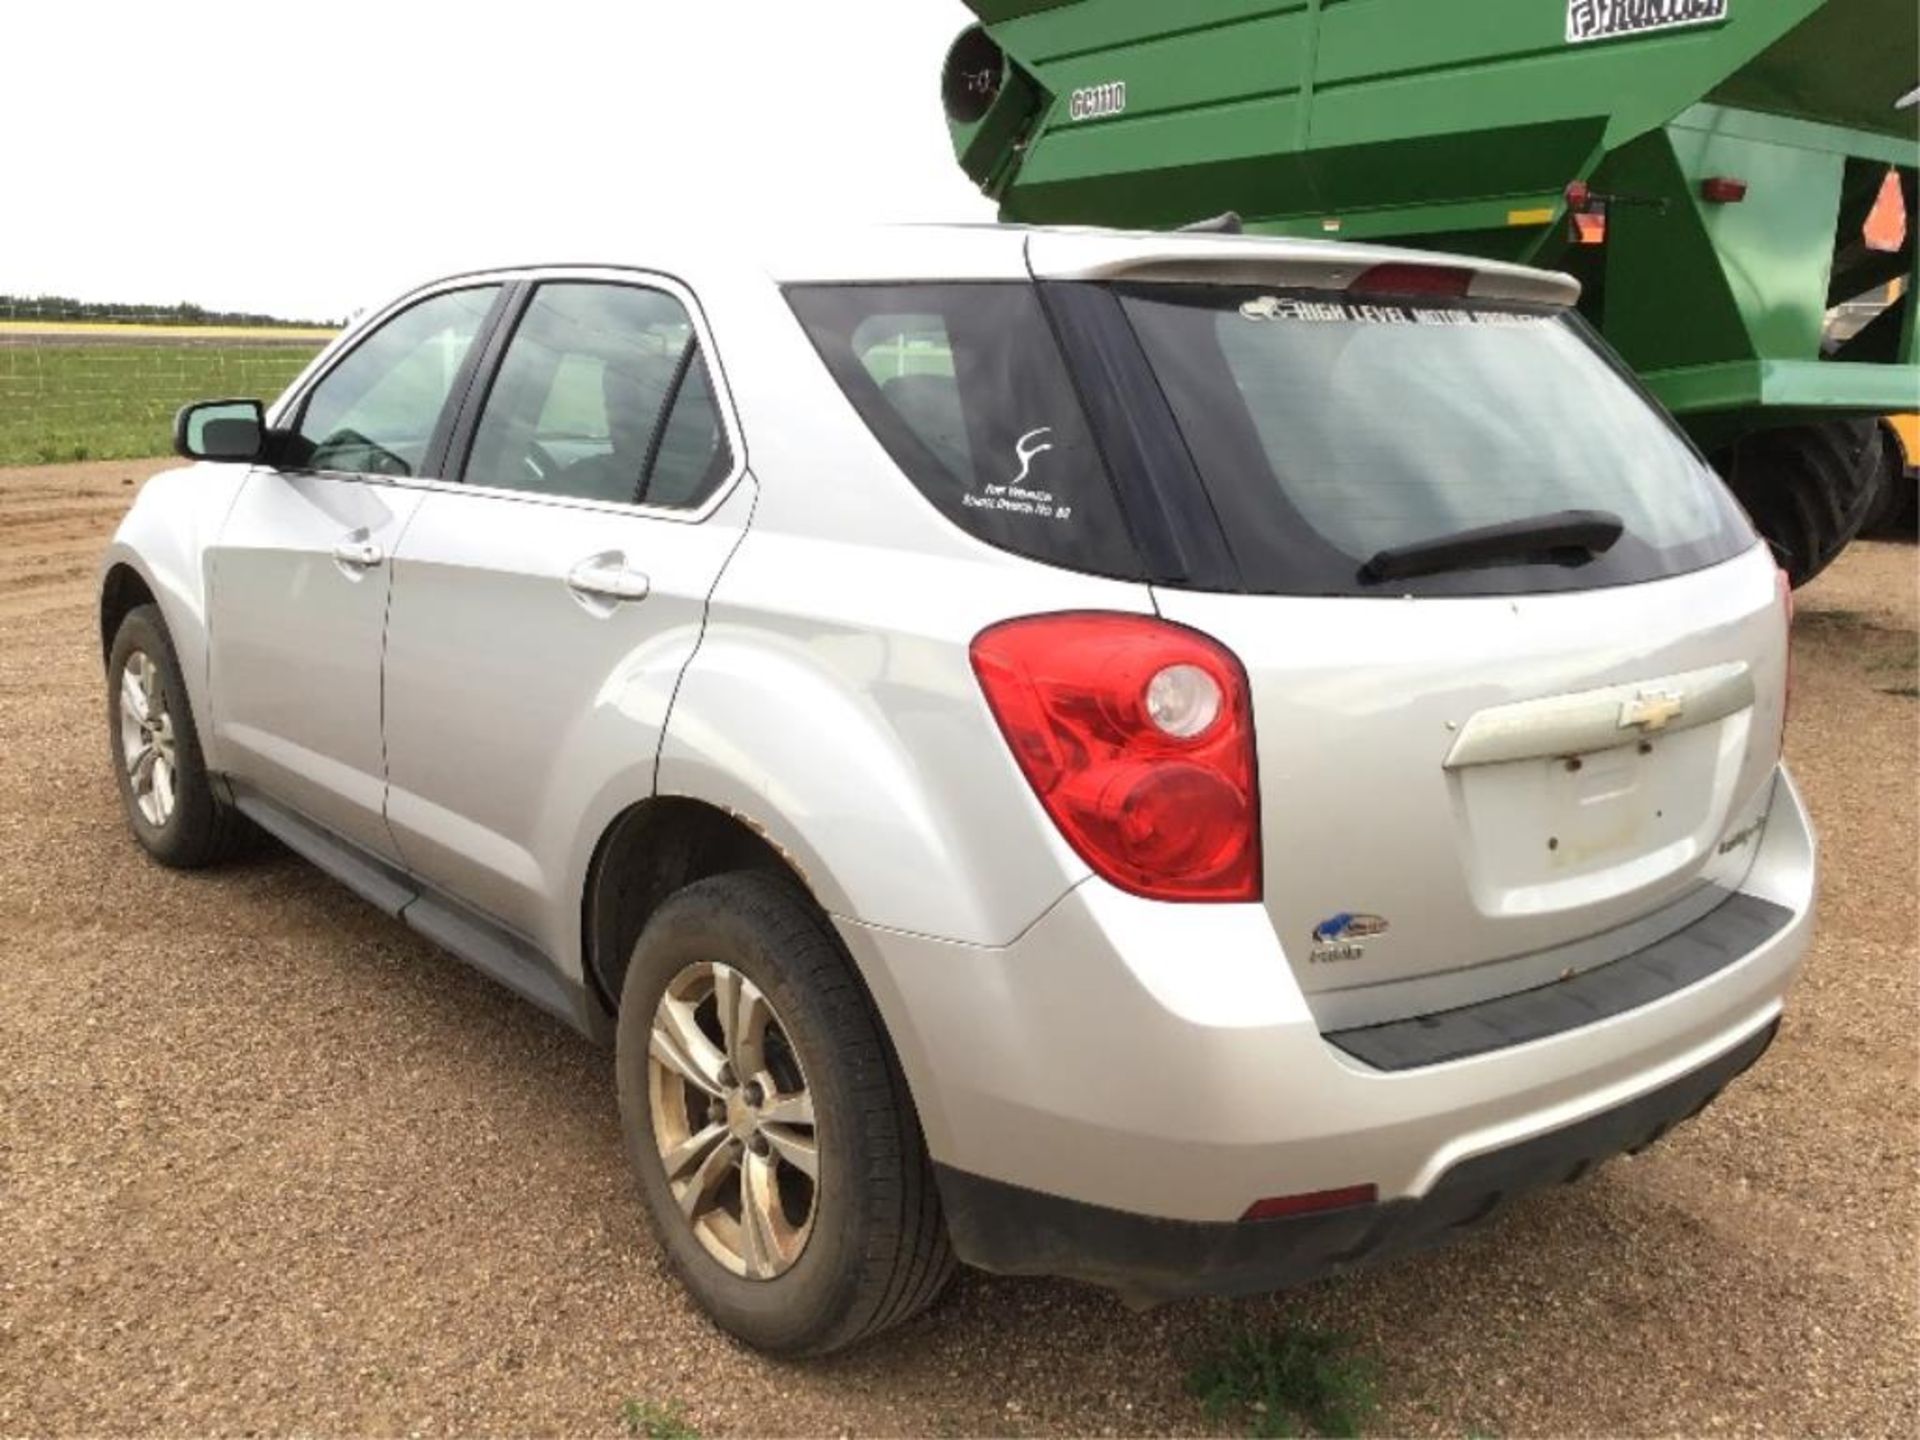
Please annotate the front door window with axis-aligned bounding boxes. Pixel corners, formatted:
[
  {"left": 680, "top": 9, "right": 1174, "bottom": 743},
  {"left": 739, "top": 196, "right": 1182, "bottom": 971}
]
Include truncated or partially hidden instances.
[{"left": 288, "top": 286, "right": 501, "bottom": 477}]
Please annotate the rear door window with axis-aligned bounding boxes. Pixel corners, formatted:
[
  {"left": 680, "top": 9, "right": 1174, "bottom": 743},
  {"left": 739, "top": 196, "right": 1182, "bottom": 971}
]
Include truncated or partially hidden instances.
[
  {"left": 786, "top": 284, "right": 1142, "bottom": 578},
  {"left": 1117, "top": 285, "right": 1754, "bottom": 596}
]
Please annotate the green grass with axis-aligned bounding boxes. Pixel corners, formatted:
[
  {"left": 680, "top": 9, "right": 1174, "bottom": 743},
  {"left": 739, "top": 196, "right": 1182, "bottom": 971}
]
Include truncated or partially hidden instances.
[
  {"left": 1187, "top": 1321, "right": 1382, "bottom": 1438},
  {"left": 0, "top": 341, "right": 323, "bottom": 466},
  {"left": 618, "top": 1398, "right": 700, "bottom": 1439}
]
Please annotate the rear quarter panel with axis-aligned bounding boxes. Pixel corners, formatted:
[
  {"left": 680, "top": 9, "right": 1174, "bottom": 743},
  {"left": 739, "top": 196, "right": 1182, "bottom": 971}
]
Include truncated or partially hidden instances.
[
  {"left": 658, "top": 529, "right": 1152, "bottom": 946},
  {"left": 656, "top": 261, "right": 1158, "bottom": 946}
]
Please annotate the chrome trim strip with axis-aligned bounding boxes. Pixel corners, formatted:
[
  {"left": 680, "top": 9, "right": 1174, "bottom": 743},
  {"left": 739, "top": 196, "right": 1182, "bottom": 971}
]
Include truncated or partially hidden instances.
[
  {"left": 266, "top": 264, "right": 751, "bottom": 527},
  {"left": 1443, "top": 661, "right": 1753, "bottom": 769}
]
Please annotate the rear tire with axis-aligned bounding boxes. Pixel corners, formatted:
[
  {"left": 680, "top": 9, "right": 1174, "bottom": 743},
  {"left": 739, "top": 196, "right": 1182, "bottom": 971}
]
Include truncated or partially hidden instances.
[
  {"left": 106, "top": 604, "right": 251, "bottom": 868},
  {"left": 1716, "top": 419, "right": 1882, "bottom": 587},
  {"left": 1860, "top": 421, "right": 1917, "bottom": 537},
  {"left": 614, "top": 871, "right": 954, "bottom": 1355}
]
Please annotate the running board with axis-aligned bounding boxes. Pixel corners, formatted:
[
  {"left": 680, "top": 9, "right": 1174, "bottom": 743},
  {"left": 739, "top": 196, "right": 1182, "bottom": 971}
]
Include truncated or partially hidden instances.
[
  {"left": 229, "top": 785, "right": 592, "bottom": 1036},
  {"left": 232, "top": 787, "right": 416, "bottom": 917}
]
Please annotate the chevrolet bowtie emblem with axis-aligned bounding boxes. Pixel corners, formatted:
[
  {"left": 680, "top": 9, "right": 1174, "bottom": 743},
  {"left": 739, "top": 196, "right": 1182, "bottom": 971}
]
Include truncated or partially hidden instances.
[{"left": 1619, "top": 690, "right": 1686, "bottom": 732}]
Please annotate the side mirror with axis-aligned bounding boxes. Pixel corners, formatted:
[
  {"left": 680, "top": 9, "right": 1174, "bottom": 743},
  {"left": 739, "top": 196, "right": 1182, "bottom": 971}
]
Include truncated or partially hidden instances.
[{"left": 174, "top": 399, "right": 266, "bottom": 462}]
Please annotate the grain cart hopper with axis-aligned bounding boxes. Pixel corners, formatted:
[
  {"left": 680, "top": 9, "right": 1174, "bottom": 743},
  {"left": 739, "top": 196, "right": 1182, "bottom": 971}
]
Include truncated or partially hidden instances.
[{"left": 941, "top": 0, "right": 1919, "bottom": 584}]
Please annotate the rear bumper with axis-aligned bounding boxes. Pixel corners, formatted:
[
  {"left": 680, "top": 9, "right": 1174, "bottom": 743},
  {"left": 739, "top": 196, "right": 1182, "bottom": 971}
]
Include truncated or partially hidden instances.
[
  {"left": 839, "top": 764, "right": 1814, "bottom": 1277},
  {"left": 934, "top": 1018, "right": 1776, "bottom": 1301}
]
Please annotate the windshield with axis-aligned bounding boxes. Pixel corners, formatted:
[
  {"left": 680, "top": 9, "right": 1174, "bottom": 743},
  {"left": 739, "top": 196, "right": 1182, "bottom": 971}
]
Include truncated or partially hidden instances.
[{"left": 1117, "top": 284, "right": 1755, "bottom": 595}]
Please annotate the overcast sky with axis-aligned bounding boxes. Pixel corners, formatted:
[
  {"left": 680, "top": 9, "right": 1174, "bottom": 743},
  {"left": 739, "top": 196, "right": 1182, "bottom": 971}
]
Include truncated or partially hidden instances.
[{"left": 3, "top": 0, "right": 995, "bottom": 320}]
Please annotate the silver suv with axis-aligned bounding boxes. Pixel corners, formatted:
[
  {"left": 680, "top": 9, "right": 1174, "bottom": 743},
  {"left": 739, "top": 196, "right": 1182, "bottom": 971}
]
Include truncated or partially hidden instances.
[{"left": 101, "top": 226, "right": 1815, "bottom": 1355}]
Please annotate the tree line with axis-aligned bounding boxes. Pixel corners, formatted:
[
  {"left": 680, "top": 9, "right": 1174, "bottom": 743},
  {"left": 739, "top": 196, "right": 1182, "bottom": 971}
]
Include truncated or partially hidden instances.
[{"left": 0, "top": 295, "right": 338, "bottom": 328}]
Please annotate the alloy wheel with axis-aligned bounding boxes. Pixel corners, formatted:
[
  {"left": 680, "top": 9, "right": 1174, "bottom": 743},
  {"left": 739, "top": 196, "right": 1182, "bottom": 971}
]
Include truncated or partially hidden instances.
[
  {"left": 646, "top": 960, "right": 819, "bottom": 1279},
  {"left": 118, "top": 650, "right": 178, "bottom": 827}
]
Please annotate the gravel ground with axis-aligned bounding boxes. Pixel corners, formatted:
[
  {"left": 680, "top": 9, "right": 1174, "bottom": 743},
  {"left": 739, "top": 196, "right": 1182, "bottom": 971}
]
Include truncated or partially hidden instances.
[{"left": 2, "top": 458, "right": 1915, "bottom": 1437}]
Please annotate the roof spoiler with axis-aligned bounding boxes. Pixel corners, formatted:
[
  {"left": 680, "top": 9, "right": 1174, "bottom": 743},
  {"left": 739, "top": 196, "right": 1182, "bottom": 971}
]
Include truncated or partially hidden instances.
[{"left": 1025, "top": 230, "right": 1581, "bottom": 308}]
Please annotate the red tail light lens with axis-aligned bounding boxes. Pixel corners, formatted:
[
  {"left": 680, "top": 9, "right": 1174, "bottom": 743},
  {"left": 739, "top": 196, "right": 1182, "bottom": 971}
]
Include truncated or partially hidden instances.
[
  {"left": 1776, "top": 566, "right": 1794, "bottom": 747},
  {"left": 970, "top": 613, "right": 1261, "bottom": 902},
  {"left": 1350, "top": 262, "right": 1473, "bottom": 298},
  {"left": 1700, "top": 175, "right": 1748, "bottom": 204}
]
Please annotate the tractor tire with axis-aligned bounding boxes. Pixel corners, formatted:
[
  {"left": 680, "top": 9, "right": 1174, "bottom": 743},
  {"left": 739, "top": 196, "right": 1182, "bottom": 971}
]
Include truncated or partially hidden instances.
[
  {"left": 1860, "top": 421, "right": 1917, "bottom": 537},
  {"left": 1716, "top": 420, "right": 1883, "bottom": 588}
]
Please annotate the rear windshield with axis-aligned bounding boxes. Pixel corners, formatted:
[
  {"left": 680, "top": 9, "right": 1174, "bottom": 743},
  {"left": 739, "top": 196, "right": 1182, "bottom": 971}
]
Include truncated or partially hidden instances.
[
  {"left": 1118, "top": 284, "right": 1753, "bottom": 595},
  {"left": 784, "top": 284, "right": 1143, "bottom": 577}
]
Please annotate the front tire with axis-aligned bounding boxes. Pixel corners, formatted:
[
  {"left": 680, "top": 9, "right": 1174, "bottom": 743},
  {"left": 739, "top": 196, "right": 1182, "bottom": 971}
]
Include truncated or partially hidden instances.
[
  {"left": 614, "top": 871, "right": 953, "bottom": 1355},
  {"left": 106, "top": 604, "right": 249, "bottom": 868}
]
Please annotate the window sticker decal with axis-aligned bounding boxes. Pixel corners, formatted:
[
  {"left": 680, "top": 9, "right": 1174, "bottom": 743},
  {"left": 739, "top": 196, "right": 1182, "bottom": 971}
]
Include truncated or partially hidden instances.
[
  {"left": 1566, "top": 0, "right": 1727, "bottom": 45},
  {"left": 1011, "top": 427, "right": 1054, "bottom": 485},
  {"left": 1237, "top": 296, "right": 1547, "bottom": 326},
  {"left": 962, "top": 425, "right": 1073, "bottom": 522}
]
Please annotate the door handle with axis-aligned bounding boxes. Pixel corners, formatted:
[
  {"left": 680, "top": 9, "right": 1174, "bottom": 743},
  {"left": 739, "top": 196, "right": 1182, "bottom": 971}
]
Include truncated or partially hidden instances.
[
  {"left": 566, "top": 555, "right": 651, "bottom": 604},
  {"left": 332, "top": 537, "right": 385, "bottom": 569}
]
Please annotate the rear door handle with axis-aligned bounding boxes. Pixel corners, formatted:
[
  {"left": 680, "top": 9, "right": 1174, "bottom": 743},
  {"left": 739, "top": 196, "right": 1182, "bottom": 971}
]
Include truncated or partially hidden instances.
[
  {"left": 566, "top": 554, "right": 651, "bottom": 604},
  {"left": 332, "top": 536, "right": 385, "bottom": 568}
]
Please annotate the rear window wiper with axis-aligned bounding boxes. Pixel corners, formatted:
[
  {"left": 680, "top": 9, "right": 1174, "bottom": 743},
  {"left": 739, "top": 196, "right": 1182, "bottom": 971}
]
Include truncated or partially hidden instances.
[{"left": 1358, "top": 509, "right": 1624, "bottom": 584}]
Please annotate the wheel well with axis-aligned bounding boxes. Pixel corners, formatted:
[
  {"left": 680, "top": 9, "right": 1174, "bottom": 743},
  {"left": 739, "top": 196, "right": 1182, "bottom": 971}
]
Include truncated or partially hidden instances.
[
  {"left": 100, "top": 564, "right": 156, "bottom": 661},
  {"left": 582, "top": 796, "right": 812, "bottom": 1019}
]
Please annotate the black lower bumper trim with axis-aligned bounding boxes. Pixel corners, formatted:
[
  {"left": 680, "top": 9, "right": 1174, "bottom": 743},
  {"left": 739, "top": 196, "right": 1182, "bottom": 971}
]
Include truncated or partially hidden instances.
[
  {"left": 1326, "top": 891, "right": 1793, "bottom": 1072},
  {"left": 935, "top": 1018, "right": 1776, "bottom": 1301}
]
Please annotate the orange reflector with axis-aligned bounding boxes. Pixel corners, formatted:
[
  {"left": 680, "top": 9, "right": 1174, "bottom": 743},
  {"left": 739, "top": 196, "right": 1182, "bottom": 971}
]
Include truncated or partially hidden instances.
[
  {"left": 1865, "top": 168, "right": 1906, "bottom": 253},
  {"left": 1240, "top": 1184, "right": 1378, "bottom": 1222},
  {"left": 1572, "top": 211, "right": 1608, "bottom": 246}
]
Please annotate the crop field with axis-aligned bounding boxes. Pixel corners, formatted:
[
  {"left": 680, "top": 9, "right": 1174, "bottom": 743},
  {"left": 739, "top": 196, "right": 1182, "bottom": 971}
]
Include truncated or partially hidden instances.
[
  {"left": 0, "top": 326, "right": 329, "bottom": 466},
  {"left": 0, "top": 456, "right": 1913, "bottom": 1437}
]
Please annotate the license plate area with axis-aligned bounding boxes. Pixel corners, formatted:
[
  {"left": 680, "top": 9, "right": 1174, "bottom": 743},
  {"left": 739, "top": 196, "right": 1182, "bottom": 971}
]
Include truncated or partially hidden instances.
[{"left": 1450, "top": 725, "right": 1733, "bottom": 918}]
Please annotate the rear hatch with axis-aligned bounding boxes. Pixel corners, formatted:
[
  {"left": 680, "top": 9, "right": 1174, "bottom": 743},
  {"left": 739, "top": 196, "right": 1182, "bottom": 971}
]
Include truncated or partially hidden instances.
[
  {"left": 1157, "top": 565, "right": 1786, "bottom": 1022},
  {"left": 784, "top": 234, "right": 1789, "bottom": 1026},
  {"left": 1105, "top": 267, "right": 1788, "bottom": 1023}
]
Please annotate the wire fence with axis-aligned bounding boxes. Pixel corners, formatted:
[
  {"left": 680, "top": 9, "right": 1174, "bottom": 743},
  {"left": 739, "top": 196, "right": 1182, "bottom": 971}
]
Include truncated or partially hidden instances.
[{"left": 0, "top": 302, "right": 335, "bottom": 467}]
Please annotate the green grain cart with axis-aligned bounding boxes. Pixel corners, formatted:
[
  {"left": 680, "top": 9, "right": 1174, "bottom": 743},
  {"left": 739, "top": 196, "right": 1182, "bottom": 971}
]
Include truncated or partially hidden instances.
[{"left": 941, "top": 0, "right": 1919, "bottom": 584}]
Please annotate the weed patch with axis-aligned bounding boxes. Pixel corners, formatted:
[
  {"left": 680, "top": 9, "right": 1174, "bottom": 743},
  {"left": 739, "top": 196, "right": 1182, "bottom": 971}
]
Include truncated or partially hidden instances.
[
  {"left": 619, "top": 1397, "right": 699, "bottom": 1439},
  {"left": 1188, "top": 1320, "right": 1380, "bottom": 1437}
]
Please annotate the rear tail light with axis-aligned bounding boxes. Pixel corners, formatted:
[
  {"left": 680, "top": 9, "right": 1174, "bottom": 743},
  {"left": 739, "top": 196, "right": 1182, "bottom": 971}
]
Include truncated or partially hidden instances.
[
  {"left": 1776, "top": 566, "right": 1794, "bottom": 747},
  {"left": 970, "top": 613, "right": 1261, "bottom": 902},
  {"left": 1350, "top": 262, "right": 1473, "bottom": 298}
]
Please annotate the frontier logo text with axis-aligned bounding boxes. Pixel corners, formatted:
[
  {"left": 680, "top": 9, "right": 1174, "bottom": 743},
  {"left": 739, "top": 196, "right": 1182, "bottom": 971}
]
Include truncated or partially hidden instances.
[{"left": 1566, "top": 0, "right": 1728, "bottom": 44}]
